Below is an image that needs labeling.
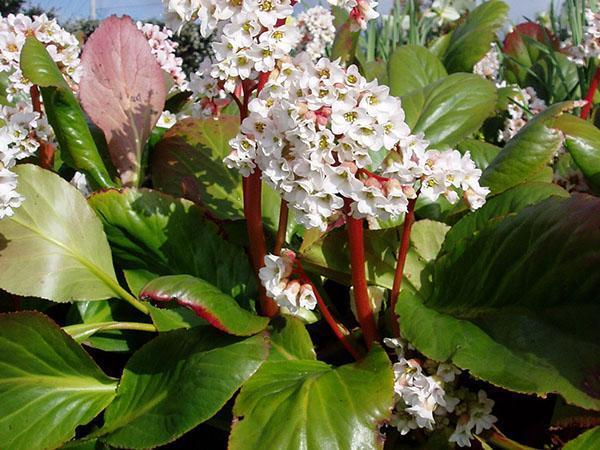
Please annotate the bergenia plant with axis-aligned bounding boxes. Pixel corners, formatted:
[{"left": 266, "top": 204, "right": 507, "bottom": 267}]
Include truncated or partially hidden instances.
[{"left": 0, "top": 0, "right": 599, "bottom": 449}]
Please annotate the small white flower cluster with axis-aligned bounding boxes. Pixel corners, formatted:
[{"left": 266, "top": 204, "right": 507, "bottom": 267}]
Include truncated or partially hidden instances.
[
  {"left": 296, "top": 6, "right": 336, "bottom": 61},
  {"left": 385, "top": 338, "right": 497, "bottom": 448},
  {"left": 188, "top": 59, "right": 230, "bottom": 117},
  {"left": 0, "top": 102, "right": 52, "bottom": 218},
  {"left": 162, "top": 0, "right": 302, "bottom": 93},
  {"left": 258, "top": 249, "right": 318, "bottom": 315},
  {"left": 568, "top": 8, "right": 600, "bottom": 66},
  {"left": 422, "top": 0, "right": 475, "bottom": 27},
  {"left": 327, "top": 0, "right": 379, "bottom": 31},
  {"left": 0, "top": 14, "right": 81, "bottom": 101},
  {"left": 473, "top": 43, "right": 500, "bottom": 81},
  {"left": 498, "top": 86, "right": 546, "bottom": 143},
  {"left": 136, "top": 21, "right": 187, "bottom": 90},
  {"left": 226, "top": 55, "right": 417, "bottom": 230},
  {"left": 226, "top": 55, "right": 488, "bottom": 229},
  {"left": 381, "top": 134, "right": 490, "bottom": 210}
]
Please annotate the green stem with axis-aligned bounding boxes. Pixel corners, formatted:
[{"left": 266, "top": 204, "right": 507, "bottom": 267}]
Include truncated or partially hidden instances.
[
  {"left": 103, "top": 276, "right": 150, "bottom": 315},
  {"left": 63, "top": 321, "right": 157, "bottom": 341},
  {"left": 484, "top": 429, "right": 538, "bottom": 450}
]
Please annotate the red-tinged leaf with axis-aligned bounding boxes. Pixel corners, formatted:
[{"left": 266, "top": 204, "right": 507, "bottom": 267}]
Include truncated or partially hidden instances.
[
  {"left": 79, "top": 15, "right": 167, "bottom": 186},
  {"left": 503, "top": 22, "right": 560, "bottom": 56},
  {"left": 140, "top": 275, "right": 269, "bottom": 336}
]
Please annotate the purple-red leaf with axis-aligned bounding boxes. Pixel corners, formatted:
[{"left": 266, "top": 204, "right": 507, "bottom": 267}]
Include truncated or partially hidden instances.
[{"left": 79, "top": 15, "right": 166, "bottom": 186}]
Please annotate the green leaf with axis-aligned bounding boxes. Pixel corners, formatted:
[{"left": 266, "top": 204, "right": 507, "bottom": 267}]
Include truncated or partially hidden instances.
[
  {"left": 67, "top": 301, "right": 149, "bottom": 351},
  {"left": 553, "top": 114, "right": 600, "bottom": 190},
  {"left": 456, "top": 139, "right": 501, "bottom": 171},
  {"left": 0, "top": 312, "right": 117, "bottom": 450},
  {"left": 480, "top": 103, "right": 570, "bottom": 194},
  {"left": 442, "top": 182, "right": 568, "bottom": 253},
  {"left": 388, "top": 45, "right": 447, "bottom": 97},
  {"left": 99, "top": 329, "right": 268, "bottom": 448},
  {"left": 331, "top": 20, "right": 359, "bottom": 64},
  {"left": 20, "top": 37, "right": 117, "bottom": 189},
  {"left": 397, "top": 195, "right": 600, "bottom": 410},
  {"left": 147, "top": 303, "right": 206, "bottom": 332},
  {"left": 401, "top": 73, "right": 497, "bottom": 148},
  {"left": 564, "top": 427, "right": 600, "bottom": 450},
  {"left": 229, "top": 345, "right": 394, "bottom": 450},
  {"left": 152, "top": 116, "right": 242, "bottom": 220},
  {"left": 301, "top": 219, "right": 449, "bottom": 298},
  {"left": 268, "top": 316, "right": 316, "bottom": 361},
  {"left": 0, "top": 165, "right": 121, "bottom": 302},
  {"left": 88, "top": 188, "right": 256, "bottom": 302},
  {"left": 140, "top": 275, "right": 268, "bottom": 336},
  {"left": 443, "top": 0, "right": 509, "bottom": 73}
]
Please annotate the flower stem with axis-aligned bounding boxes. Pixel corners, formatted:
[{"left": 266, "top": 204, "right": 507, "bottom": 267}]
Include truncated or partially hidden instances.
[
  {"left": 301, "top": 276, "right": 362, "bottom": 360},
  {"left": 390, "top": 198, "right": 417, "bottom": 337},
  {"left": 63, "top": 321, "right": 157, "bottom": 341},
  {"left": 484, "top": 428, "right": 538, "bottom": 450},
  {"left": 346, "top": 215, "right": 380, "bottom": 348},
  {"left": 239, "top": 82, "right": 278, "bottom": 318},
  {"left": 244, "top": 170, "right": 279, "bottom": 317},
  {"left": 581, "top": 66, "right": 600, "bottom": 119},
  {"left": 273, "top": 200, "right": 288, "bottom": 256}
]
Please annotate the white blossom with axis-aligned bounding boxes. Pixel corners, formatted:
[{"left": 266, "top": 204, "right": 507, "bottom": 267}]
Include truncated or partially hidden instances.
[
  {"left": 499, "top": 86, "right": 546, "bottom": 143},
  {"left": 69, "top": 172, "right": 92, "bottom": 197},
  {"left": 473, "top": 43, "right": 500, "bottom": 81},
  {"left": 137, "top": 21, "right": 187, "bottom": 90},
  {"left": 0, "top": 167, "right": 23, "bottom": 219},
  {"left": 296, "top": 6, "right": 336, "bottom": 61},
  {"left": 567, "top": 8, "right": 600, "bottom": 66},
  {"left": 258, "top": 249, "right": 318, "bottom": 315}
]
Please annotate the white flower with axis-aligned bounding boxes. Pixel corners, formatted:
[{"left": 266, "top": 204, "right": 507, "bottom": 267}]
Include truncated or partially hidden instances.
[
  {"left": 567, "top": 9, "right": 600, "bottom": 66},
  {"left": 70, "top": 172, "right": 92, "bottom": 197},
  {"left": 296, "top": 6, "right": 336, "bottom": 61},
  {"left": 473, "top": 43, "right": 500, "bottom": 81},
  {"left": 137, "top": 21, "right": 187, "bottom": 90},
  {"left": 0, "top": 167, "right": 24, "bottom": 219},
  {"left": 156, "top": 110, "right": 178, "bottom": 129},
  {"left": 436, "top": 363, "right": 461, "bottom": 383},
  {"left": 499, "top": 86, "right": 546, "bottom": 142},
  {"left": 449, "top": 421, "right": 474, "bottom": 447}
]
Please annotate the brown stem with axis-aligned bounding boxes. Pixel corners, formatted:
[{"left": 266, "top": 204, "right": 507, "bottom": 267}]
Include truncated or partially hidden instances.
[
  {"left": 312, "top": 281, "right": 362, "bottom": 360},
  {"left": 390, "top": 198, "right": 417, "bottom": 337},
  {"left": 273, "top": 200, "right": 288, "bottom": 256},
  {"left": 346, "top": 215, "right": 380, "bottom": 348},
  {"left": 581, "top": 66, "right": 600, "bottom": 119}
]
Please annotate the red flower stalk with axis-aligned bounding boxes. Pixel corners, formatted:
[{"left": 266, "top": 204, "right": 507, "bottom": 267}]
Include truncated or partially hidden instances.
[{"left": 581, "top": 67, "right": 600, "bottom": 120}]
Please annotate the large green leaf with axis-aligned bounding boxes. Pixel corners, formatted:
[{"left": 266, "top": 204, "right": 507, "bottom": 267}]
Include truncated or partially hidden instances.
[
  {"left": 152, "top": 116, "right": 242, "bottom": 220},
  {"left": 443, "top": 0, "right": 509, "bottom": 73},
  {"left": 229, "top": 345, "right": 393, "bottom": 450},
  {"left": 480, "top": 103, "right": 572, "bottom": 194},
  {"left": 140, "top": 275, "right": 268, "bottom": 336},
  {"left": 441, "top": 182, "right": 568, "bottom": 253},
  {"left": 0, "top": 312, "right": 117, "bottom": 450},
  {"left": 98, "top": 329, "right": 268, "bottom": 448},
  {"left": 20, "top": 37, "right": 116, "bottom": 189},
  {"left": 397, "top": 195, "right": 600, "bottom": 410},
  {"left": 388, "top": 45, "right": 447, "bottom": 97},
  {"left": 301, "top": 220, "right": 449, "bottom": 299},
  {"left": 0, "top": 165, "right": 121, "bottom": 302},
  {"left": 88, "top": 188, "right": 256, "bottom": 302},
  {"left": 269, "top": 316, "right": 316, "bottom": 361},
  {"left": 553, "top": 114, "right": 600, "bottom": 190},
  {"left": 401, "top": 73, "right": 497, "bottom": 148},
  {"left": 564, "top": 427, "right": 600, "bottom": 450}
]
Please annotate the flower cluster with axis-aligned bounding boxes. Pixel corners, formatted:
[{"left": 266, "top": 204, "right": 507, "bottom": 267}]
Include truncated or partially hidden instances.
[
  {"left": 498, "top": 86, "right": 546, "bottom": 143},
  {"left": 189, "top": 59, "right": 230, "bottom": 117},
  {"left": 422, "top": 0, "right": 475, "bottom": 27},
  {"left": 226, "top": 55, "right": 488, "bottom": 229},
  {"left": 0, "top": 102, "right": 52, "bottom": 218},
  {"left": 226, "top": 55, "right": 417, "bottom": 230},
  {"left": 0, "top": 13, "right": 81, "bottom": 101},
  {"left": 296, "top": 6, "right": 336, "bottom": 61},
  {"left": 385, "top": 338, "right": 497, "bottom": 447},
  {"left": 258, "top": 249, "right": 317, "bottom": 315},
  {"left": 568, "top": 8, "right": 600, "bottom": 66},
  {"left": 381, "top": 134, "right": 490, "bottom": 210},
  {"left": 136, "top": 21, "right": 187, "bottom": 89},
  {"left": 473, "top": 43, "right": 500, "bottom": 81}
]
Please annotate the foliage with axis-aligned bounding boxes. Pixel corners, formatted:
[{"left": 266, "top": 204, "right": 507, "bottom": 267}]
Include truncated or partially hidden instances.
[{"left": 0, "top": 2, "right": 599, "bottom": 450}]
